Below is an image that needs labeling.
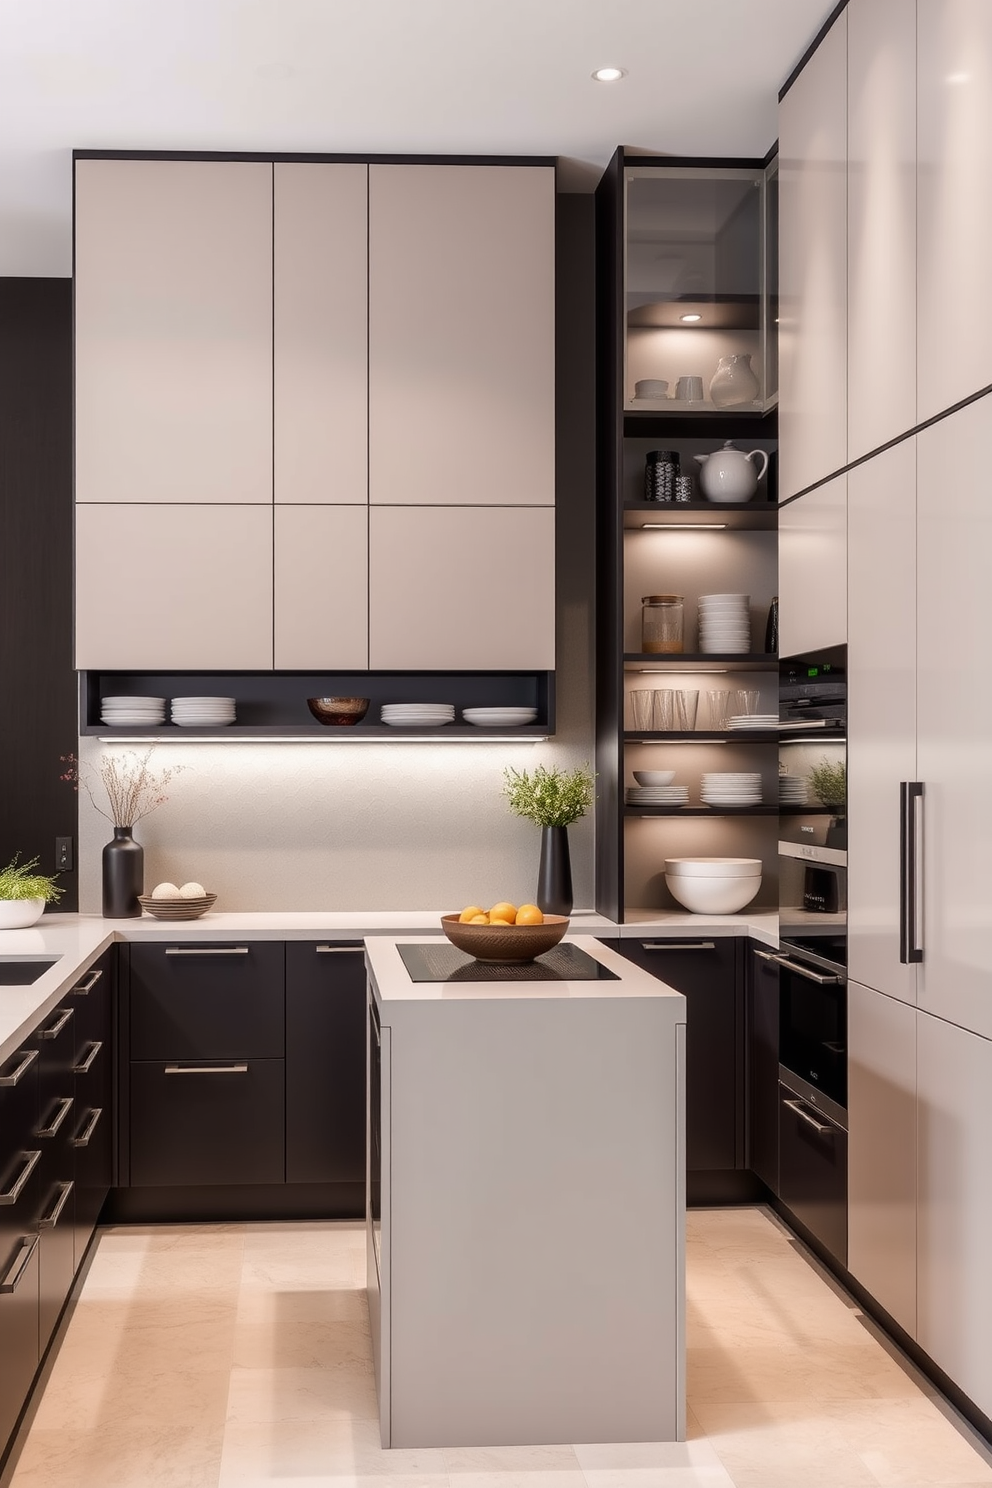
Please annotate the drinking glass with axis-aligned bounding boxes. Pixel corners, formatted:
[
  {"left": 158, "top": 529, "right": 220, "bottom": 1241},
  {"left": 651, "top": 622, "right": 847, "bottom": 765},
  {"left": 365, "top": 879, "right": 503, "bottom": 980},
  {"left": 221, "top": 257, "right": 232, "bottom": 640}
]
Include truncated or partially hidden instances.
[
  {"left": 733, "top": 688, "right": 761, "bottom": 717},
  {"left": 652, "top": 690, "right": 676, "bottom": 730},
  {"left": 673, "top": 689, "right": 699, "bottom": 730},
  {"left": 705, "top": 688, "right": 733, "bottom": 730},
  {"left": 630, "top": 690, "right": 655, "bottom": 730}
]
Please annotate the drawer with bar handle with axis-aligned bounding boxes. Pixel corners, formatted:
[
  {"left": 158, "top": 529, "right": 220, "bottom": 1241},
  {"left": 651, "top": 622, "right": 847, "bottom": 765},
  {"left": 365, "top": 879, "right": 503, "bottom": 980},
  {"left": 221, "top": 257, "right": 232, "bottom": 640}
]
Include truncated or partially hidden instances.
[{"left": 128, "top": 941, "right": 285, "bottom": 1060}]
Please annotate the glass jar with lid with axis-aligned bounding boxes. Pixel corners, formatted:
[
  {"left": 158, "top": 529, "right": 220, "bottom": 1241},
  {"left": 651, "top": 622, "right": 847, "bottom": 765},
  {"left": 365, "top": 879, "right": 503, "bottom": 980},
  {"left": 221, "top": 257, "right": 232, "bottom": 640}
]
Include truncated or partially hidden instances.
[{"left": 641, "top": 595, "right": 684, "bottom": 653}]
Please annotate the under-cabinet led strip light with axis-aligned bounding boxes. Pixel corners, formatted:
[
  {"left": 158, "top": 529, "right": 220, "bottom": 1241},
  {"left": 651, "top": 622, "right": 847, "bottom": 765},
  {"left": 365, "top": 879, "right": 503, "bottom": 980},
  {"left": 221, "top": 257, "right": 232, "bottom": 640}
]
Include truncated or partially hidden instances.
[
  {"left": 97, "top": 734, "right": 549, "bottom": 745},
  {"left": 640, "top": 522, "right": 728, "bottom": 530}
]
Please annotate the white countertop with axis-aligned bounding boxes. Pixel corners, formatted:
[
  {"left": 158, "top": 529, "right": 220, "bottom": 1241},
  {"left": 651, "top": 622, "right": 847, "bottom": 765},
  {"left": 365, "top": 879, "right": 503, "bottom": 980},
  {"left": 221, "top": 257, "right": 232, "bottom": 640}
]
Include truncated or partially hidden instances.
[
  {"left": 365, "top": 934, "right": 690, "bottom": 1007},
  {"left": 0, "top": 908, "right": 778, "bottom": 1065}
]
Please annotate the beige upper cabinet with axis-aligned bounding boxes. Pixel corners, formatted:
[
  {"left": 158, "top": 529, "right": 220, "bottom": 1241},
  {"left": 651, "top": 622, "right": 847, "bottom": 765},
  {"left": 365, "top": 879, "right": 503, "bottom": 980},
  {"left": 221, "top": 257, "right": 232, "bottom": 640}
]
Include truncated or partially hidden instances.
[
  {"left": 847, "top": 0, "right": 917, "bottom": 461},
  {"left": 918, "top": 0, "right": 992, "bottom": 420},
  {"left": 75, "top": 159, "right": 272, "bottom": 504},
  {"left": 778, "top": 10, "right": 848, "bottom": 499},
  {"left": 274, "top": 163, "right": 368, "bottom": 504},
  {"left": 368, "top": 165, "right": 555, "bottom": 506},
  {"left": 368, "top": 507, "right": 555, "bottom": 670},
  {"left": 777, "top": 475, "right": 847, "bottom": 658},
  {"left": 274, "top": 506, "right": 369, "bottom": 670}
]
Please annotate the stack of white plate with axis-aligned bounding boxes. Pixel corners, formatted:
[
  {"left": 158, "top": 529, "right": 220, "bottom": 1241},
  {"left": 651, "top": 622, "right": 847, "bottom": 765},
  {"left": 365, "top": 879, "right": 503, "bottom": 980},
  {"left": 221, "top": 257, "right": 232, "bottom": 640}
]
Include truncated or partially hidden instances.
[
  {"left": 100, "top": 695, "right": 166, "bottom": 727},
  {"left": 779, "top": 776, "right": 810, "bottom": 805},
  {"left": 700, "top": 772, "right": 763, "bottom": 806},
  {"left": 170, "top": 697, "right": 236, "bottom": 727},
  {"left": 625, "top": 785, "right": 689, "bottom": 807},
  {"left": 698, "top": 594, "right": 750, "bottom": 654},
  {"left": 728, "top": 713, "right": 778, "bottom": 730},
  {"left": 380, "top": 703, "right": 455, "bottom": 728},
  {"left": 462, "top": 707, "right": 538, "bottom": 727}
]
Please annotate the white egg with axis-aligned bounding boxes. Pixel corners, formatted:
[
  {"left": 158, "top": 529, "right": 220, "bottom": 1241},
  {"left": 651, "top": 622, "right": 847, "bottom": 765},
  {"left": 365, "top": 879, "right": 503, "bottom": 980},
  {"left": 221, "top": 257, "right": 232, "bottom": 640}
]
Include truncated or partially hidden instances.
[
  {"left": 179, "top": 881, "right": 207, "bottom": 898},
  {"left": 151, "top": 882, "right": 181, "bottom": 899}
]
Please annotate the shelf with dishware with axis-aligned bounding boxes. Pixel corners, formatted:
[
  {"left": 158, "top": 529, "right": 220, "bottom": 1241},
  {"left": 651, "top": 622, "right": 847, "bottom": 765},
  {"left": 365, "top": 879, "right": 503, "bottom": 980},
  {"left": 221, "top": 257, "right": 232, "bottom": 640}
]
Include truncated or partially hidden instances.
[
  {"left": 624, "top": 654, "right": 777, "bottom": 673},
  {"left": 623, "top": 730, "right": 778, "bottom": 743},
  {"left": 623, "top": 805, "right": 781, "bottom": 817},
  {"left": 79, "top": 670, "right": 555, "bottom": 741}
]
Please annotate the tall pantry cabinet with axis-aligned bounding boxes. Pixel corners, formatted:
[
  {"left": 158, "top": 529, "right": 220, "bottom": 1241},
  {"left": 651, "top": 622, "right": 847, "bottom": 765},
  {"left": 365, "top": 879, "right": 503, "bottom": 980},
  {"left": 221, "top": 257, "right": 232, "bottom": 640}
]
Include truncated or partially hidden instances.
[
  {"left": 780, "top": 0, "right": 992, "bottom": 1423},
  {"left": 73, "top": 154, "right": 555, "bottom": 677}
]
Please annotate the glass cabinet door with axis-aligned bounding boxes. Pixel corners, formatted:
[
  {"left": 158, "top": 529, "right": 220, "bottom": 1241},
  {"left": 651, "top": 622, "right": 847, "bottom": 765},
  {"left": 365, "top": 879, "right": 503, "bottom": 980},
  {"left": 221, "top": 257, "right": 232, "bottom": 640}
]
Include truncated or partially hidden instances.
[{"left": 624, "top": 165, "right": 777, "bottom": 414}]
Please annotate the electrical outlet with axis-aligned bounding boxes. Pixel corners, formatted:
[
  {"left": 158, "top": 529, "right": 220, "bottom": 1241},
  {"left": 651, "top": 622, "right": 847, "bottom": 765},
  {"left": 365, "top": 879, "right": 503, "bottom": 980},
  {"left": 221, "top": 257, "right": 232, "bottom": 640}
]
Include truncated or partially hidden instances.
[{"left": 56, "top": 837, "right": 73, "bottom": 872}]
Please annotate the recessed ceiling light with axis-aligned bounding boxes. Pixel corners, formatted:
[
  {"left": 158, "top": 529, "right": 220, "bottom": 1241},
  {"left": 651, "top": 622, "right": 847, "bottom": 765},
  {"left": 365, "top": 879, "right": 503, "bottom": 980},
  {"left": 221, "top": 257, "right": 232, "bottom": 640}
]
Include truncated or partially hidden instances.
[
  {"left": 592, "top": 66, "right": 627, "bottom": 83},
  {"left": 679, "top": 313, "right": 702, "bottom": 323}
]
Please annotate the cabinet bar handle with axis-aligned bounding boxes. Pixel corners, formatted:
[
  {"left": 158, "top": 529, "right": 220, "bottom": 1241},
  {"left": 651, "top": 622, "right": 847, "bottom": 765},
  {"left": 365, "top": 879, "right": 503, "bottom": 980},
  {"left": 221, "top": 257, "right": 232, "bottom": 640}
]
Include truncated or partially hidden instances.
[
  {"left": 0, "top": 1048, "right": 38, "bottom": 1087},
  {"left": 39, "top": 1180, "right": 73, "bottom": 1229},
  {"left": 641, "top": 941, "right": 717, "bottom": 952},
  {"left": 900, "top": 781, "right": 925, "bottom": 964},
  {"left": 0, "top": 1150, "right": 41, "bottom": 1206},
  {"left": 316, "top": 945, "right": 363, "bottom": 954},
  {"left": 73, "top": 968, "right": 103, "bottom": 995},
  {"left": 783, "top": 1097, "right": 834, "bottom": 1136},
  {"left": 37, "top": 1096, "right": 74, "bottom": 1139},
  {"left": 754, "top": 949, "right": 842, "bottom": 984},
  {"left": 73, "top": 1041, "right": 103, "bottom": 1076},
  {"left": 37, "top": 1007, "right": 74, "bottom": 1039},
  {"left": 164, "top": 947, "right": 249, "bottom": 957},
  {"left": 164, "top": 1063, "right": 249, "bottom": 1075},
  {"left": 0, "top": 1236, "right": 39, "bottom": 1294},
  {"left": 72, "top": 1108, "right": 103, "bottom": 1149}
]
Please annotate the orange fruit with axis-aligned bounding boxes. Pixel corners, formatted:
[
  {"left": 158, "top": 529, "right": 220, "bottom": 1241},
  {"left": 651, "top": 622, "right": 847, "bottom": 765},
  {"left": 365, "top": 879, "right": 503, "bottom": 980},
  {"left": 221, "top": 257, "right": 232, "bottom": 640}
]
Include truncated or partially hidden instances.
[
  {"left": 489, "top": 901, "right": 517, "bottom": 924},
  {"left": 458, "top": 905, "right": 485, "bottom": 923},
  {"left": 469, "top": 913, "right": 489, "bottom": 925},
  {"left": 489, "top": 917, "right": 513, "bottom": 927},
  {"left": 516, "top": 904, "right": 544, "bottom": 925}
]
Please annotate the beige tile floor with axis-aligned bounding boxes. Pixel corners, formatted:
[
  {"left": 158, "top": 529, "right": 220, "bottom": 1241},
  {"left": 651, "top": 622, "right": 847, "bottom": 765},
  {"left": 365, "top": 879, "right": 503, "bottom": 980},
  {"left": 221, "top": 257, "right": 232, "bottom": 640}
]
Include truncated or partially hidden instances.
[{"left": 5, "top": 1207, "right": 992, "bottom": 1488}]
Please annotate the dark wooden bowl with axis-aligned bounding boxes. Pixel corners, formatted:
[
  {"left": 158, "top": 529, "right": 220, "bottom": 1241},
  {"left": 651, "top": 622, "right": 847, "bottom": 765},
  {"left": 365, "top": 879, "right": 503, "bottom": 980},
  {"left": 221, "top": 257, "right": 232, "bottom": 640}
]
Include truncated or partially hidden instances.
[{"left": 307, "top": 697, "right": 370, "bottom": 726}]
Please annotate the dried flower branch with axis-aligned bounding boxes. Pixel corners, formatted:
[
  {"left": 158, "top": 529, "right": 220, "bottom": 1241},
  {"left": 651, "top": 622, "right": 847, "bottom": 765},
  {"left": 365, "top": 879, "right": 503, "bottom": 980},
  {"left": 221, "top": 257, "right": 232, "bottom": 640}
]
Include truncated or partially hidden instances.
[{"left": 60, "top": 750, "right": 187, "bottom": 828}]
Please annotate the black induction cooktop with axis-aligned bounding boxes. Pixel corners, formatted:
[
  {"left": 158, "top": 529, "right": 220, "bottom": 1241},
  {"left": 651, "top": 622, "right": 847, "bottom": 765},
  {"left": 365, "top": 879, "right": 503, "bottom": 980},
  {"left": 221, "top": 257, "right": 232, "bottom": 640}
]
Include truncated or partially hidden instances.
[{"left": 397, "top": 942, "right": 621, "bottom": 983}]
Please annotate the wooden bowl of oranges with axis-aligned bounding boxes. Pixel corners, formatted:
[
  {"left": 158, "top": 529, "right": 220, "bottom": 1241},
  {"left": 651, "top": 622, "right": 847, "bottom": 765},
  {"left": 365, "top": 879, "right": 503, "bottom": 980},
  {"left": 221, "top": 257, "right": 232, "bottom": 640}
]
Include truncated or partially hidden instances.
[{"left": 440, "top": 902, "right": 569, "bottom": 963}]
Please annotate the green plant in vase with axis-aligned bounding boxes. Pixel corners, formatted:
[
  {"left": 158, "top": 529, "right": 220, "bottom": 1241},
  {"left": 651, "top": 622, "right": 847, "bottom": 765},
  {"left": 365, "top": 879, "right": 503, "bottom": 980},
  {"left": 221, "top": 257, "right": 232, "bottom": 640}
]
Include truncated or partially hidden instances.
[
  {"left": 502, "top": 764, "right": 595, "bottom": 917},
  {"left": 0, "top": 854, "right": 63, "bottom": 929}
]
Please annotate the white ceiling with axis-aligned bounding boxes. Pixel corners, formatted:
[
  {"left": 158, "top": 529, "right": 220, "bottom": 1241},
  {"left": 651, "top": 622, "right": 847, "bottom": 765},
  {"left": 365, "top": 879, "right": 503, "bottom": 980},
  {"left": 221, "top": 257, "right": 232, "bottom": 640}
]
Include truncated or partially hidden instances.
[{"left": 0, "top": 0, "right": 835, "bottom": 277}]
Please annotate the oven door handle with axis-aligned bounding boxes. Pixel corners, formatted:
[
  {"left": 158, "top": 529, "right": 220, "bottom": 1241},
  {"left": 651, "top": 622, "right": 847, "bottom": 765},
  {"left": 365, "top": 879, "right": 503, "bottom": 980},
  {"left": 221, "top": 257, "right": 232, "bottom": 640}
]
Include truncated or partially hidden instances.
[
  {"left": 754, "top": 949, "right": 842, "bottom": 984},
  {"left": 783, "top": 1096, "right": 836, "bottom": 1136}
]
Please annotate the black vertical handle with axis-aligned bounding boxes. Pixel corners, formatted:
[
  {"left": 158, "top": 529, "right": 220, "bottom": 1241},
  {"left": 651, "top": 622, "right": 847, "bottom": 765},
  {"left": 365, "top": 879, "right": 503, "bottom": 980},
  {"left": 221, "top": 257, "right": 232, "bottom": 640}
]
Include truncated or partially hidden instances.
[{"left": 900, "top": 781, "right": 924, "bottom": 964}]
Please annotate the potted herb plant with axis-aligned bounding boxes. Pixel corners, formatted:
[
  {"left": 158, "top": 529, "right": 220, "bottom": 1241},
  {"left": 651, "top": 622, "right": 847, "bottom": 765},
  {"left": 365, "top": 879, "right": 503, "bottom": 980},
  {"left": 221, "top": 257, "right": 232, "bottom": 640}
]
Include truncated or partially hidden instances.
[
  {"left": 502, "top": 764, "right": 595, "bottom": 916},
  {"left": 0, "top": 855, "right": 63, "bottom": 929},
  {"left": 808, "top": 758, "right": 847, "bottom": 849}
]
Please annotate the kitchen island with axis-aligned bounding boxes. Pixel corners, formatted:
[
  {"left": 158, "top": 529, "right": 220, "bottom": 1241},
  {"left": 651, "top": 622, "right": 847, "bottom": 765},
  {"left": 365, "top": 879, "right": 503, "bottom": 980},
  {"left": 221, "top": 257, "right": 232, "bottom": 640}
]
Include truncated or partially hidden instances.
[{"left": 364, "top": 933, "right": 687, "bottom": 1449}]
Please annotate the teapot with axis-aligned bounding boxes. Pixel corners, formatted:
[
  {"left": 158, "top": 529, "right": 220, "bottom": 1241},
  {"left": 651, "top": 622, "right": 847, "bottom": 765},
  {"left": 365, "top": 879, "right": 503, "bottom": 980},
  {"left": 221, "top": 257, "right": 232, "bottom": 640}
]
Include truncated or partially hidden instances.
[{"left": 694, "top": 441, "right": 769, "bottom": 504}]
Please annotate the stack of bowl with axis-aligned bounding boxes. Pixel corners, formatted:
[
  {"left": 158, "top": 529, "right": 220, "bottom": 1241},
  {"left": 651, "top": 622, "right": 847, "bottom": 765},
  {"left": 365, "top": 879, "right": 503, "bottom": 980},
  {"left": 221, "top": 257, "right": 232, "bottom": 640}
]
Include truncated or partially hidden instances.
[{"left": 664, "top": 857, "right": 762, "bottom": 914}]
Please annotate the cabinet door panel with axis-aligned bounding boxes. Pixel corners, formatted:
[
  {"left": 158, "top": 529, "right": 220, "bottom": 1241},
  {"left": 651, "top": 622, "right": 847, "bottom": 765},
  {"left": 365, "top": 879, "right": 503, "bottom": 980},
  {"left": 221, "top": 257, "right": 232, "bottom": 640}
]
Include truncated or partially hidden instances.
[
  {"left": 848, "top": 980, "right": 917, "bottom": 1337},
  {"left": 847, "top": 441, "right": 917, "bottom": 1004},
  {"left": 917, "top": 400, "right": 992, "bottom": 1038},
  {"left": 75, "top": 159, "right": 272, "bottom": 505},
  {"left": 274, "top": 163, "right": 368, "bottom": 505},
  {"left": 274, "top": 506, "right": 368, "bottom": 669},
  {"left": 917, "top": 1010, "right": 992, "bottom": 1417},
  {"left": 75, "top": 505, "right": 273, "bottom": 670},
  {"left": 129, "top": 941, "right": 285, "bottom": 1061},
  {"left": 369, "top": 164, "right": 555, "bottom": 507},
  {"left": 778, "top": 9, "right": 848, "bottom": 498},
  {"left": 748, "top": 947, "right": 779, "bottom": 1193},
  {"left": 369, "top": 507, "right": 554, "bottom": 670},
  {"left": 918, "top": 0, "right": 992, "bottom": 419},
  {"left": 286, "top": 943, "right": 366, "bottom": 1186},
  {"left": 129, "top": 1059, "right": 285, "bottom": 1187},
  {"left": 778, "top": 474, "right": 847, "bottom": 657},
  {"left": 847, "top": 0, "right": 917, "bottom": 459}
]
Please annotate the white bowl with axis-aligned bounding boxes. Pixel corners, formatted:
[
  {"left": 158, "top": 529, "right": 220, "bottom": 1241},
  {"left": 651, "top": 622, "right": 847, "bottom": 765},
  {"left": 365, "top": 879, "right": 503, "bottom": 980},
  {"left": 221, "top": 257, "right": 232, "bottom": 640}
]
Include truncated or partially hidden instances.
[
  {"left": 665, "top": 874, "right": 761, "bottom": 914},
  {"left": 0, "top": 898, "right": 45, "bottom": 929},
  {"left": 633, "top": 770, "right": 676, "bottom": 786},
  {"left": 664, "top": 857, "right": 763, "bottom": 878}
]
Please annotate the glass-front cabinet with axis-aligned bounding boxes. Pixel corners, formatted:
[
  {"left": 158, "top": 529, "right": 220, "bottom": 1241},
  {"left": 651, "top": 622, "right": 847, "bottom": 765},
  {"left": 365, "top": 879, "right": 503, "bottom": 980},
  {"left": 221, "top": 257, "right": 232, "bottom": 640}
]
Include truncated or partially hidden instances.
[
  {"left": 623, "top": 164, "right": 778, "bottom": 415},
  {"left": 595, "top": 149, "right": 779, "bottom": 922}
]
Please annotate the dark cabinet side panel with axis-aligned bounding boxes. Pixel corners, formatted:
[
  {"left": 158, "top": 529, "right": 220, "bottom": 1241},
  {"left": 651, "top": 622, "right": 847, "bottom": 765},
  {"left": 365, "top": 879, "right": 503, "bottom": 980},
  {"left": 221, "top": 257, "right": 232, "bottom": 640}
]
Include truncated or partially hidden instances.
[
  {"left": 748, "top": 944, "right": 780, "bottom": 1192},
  {"left": 285, "top": 943, "right": 367, "bottom": 1186}
]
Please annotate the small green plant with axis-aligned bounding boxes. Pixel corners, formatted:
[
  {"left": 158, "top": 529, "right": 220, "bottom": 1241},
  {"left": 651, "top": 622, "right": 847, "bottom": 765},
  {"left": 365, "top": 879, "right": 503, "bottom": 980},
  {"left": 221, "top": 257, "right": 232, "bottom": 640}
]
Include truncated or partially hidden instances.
[
  {"left": 0, "top": 855, "right": 63, "bottom": 903},
  {"left": 502, "top": 764, "right": 595, "bottom": 829},
  {"left": 809, "top": 758, "right": 846, "bottom": 810}
]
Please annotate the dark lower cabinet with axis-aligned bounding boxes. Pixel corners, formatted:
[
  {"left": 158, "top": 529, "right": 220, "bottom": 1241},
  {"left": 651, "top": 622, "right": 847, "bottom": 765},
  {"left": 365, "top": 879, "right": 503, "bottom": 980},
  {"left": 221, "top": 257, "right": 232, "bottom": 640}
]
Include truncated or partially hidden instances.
[
  {"left": 285, "top": 943, "right": 366, "bottom": 1187},
  {"left": 598, "top": 936, "right": 741, "bottom": 1172},
  {"left": 34, "top": 1000, "right": 77, "bottom": 1350},
  {"left": 128, "top": 942, "right": 285, "bottom": 1061},
  {"left": 0, "top": 1044, "right": 41, "bottom": 1455},
  {"left": 70, "top": 951, "right": 115, "bottom": 1271},
  {"left": 130, "top": 1059, "right": 285, "bottom": 1187},
  {"left": 748, "top": 943, "right": 780, "bottom": 1193},
  {"left": 778, "top": 1080, "right": 848, "bottom": 1267}
]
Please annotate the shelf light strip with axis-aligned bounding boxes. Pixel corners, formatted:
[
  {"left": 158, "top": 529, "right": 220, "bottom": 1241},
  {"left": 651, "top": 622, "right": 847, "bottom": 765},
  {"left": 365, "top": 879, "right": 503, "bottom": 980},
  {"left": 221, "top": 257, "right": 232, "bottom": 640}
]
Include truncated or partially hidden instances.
[
  {"left": 639, "top": 522, "right": 728, "bottom": 530},
  {"left": 96, "top": 734, "right": 550, "bottom": 745}
]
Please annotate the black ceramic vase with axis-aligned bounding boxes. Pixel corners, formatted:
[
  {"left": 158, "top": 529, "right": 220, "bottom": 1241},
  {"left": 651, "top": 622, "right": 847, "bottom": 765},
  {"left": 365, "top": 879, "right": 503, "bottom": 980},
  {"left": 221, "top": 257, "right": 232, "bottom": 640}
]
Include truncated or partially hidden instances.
[
  {"left": 102, "top": 826, "right": 144, "bottom": 918},
  {"left": 537, "top": 825, "right": 573, "bottom": 917}
]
